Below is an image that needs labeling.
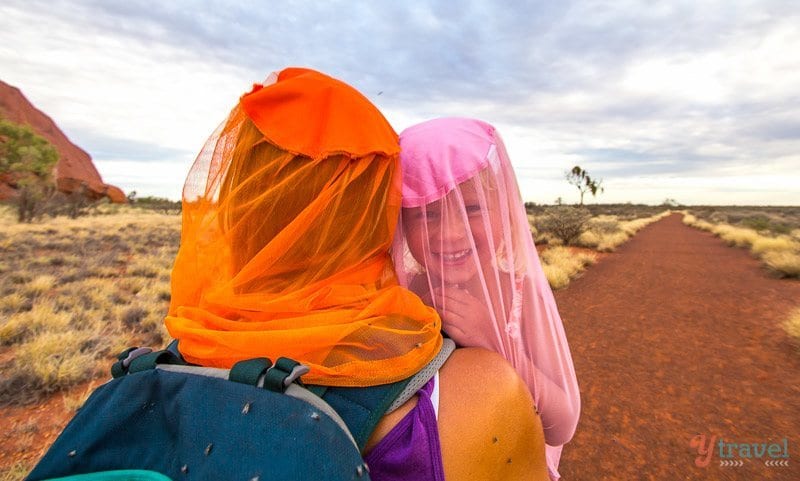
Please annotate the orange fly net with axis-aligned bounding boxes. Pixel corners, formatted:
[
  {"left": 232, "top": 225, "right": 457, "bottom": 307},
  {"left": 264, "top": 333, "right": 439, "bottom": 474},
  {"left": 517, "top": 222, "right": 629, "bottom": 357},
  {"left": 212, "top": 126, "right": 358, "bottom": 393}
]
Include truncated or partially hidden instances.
[{"left": 165, "top": 68, "right": 442, "bottom": 386}]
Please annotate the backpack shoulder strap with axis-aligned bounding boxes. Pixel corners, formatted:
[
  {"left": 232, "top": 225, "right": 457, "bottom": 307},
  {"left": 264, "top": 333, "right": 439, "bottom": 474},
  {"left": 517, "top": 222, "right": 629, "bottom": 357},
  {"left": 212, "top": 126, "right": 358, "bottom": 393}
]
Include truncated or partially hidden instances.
[
  {"left": 314, "top": 337, "right": 455, "bottom": 451},
  {"left": 386, "top": 337, "right": 455, "bottom": 413}
]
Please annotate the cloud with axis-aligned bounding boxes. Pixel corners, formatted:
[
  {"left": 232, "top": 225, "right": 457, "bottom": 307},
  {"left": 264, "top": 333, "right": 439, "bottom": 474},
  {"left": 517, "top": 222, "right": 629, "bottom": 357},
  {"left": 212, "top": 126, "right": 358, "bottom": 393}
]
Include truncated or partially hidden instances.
[
  {"left": 1, "top": 0, "right": 799, "bottom": 203},
  {"left": 69, "top": 130, "right": 192, "bottom": 162}
]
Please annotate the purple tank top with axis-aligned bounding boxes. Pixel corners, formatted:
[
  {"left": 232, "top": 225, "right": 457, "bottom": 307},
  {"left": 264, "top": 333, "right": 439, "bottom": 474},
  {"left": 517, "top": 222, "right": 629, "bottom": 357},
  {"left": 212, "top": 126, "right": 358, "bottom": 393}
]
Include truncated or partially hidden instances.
[{"left": 364, "top": 377, "right": 445, "bottom": 481}]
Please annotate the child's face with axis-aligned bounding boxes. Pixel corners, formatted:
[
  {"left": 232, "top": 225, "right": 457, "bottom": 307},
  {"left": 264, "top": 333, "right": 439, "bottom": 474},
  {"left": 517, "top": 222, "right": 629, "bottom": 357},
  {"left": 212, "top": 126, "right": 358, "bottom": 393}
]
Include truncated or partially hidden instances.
[{"left": 403, "top": 179, "right": 499, "bottom": 285}]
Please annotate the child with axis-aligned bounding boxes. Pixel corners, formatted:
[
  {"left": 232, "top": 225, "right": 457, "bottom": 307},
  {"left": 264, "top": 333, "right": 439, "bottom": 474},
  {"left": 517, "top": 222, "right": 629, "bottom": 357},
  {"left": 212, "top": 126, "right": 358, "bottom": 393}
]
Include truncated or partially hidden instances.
[{"left": 392, "top": 117, "right": 581, "bottom": 480}]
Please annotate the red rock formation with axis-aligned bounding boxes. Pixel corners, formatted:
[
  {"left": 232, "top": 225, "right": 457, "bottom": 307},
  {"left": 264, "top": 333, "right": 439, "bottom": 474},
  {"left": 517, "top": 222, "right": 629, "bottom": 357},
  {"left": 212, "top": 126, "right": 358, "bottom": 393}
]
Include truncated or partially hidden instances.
[{"left": 0, "top": 80, "right": 126, "bottom": 203}]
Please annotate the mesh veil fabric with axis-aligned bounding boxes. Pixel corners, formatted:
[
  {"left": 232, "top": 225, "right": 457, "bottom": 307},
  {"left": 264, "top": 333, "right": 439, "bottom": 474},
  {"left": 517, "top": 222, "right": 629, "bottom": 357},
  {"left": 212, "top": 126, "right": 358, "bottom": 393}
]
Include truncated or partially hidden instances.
[
  {"left": 392, "top": 118, "right": 580, "bottom": 476},
  {"left": 165, "top": 68, "right": 441, "bottom": 387}
]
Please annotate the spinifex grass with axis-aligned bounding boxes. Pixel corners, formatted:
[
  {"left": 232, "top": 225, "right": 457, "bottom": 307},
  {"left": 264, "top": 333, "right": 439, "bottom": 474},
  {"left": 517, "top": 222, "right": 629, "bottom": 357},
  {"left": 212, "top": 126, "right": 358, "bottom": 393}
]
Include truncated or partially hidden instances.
[
  {"left": 540, "top": 246, "right": 597, "bottom": 290},
  {"left": 682, "top": 212, "right": 800, "bottom": 278}
]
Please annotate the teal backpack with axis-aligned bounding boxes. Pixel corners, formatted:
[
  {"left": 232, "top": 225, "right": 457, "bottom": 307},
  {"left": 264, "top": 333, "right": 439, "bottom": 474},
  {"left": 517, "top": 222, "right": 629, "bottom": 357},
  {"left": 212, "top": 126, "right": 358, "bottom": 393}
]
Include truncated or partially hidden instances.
[{"left": 27, "top": 339, "right": 454, "bottom": 481}]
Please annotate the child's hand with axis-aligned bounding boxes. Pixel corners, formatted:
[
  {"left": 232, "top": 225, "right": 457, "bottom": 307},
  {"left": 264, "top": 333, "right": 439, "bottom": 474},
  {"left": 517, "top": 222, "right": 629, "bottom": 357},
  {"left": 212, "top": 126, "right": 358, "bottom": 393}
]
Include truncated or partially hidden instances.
[{"left": 431, "top": 287, "right": 497, "bottom": 351}]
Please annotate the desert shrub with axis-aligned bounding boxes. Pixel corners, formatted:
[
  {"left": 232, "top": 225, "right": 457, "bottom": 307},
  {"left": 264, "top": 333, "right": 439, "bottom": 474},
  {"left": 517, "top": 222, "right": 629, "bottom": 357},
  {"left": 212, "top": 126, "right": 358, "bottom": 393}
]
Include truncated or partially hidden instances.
[
  {"left": 0, "top": 292, "right": 30, "bottom": 313},
  {"left": 570, "top": 211, "right": 669, "bottom": 252},
  {"left": 736, "top": 215, "right": 793, "bottom": 235},
  {"left": 683, "top": 214, "right": 715, "bottom": 232},
  {"left": 0, "top": 301, "right": 71, "bottom": 345},
  {"left": 539, "top": 246, "right": 596, "bottom": 289},
  {"left": 739, "top": 215, "right": 771, "bottom": 232},
  {"left": 761, "top": 251, "right": 800, "bottom": 278},
  {"left": 8, "top": 272, "right": 32, "bottom": 285},
  {"left": 575, "top": 230, "right": 601, "bottom": 248},
  {"left": 619, "top": 218, "right": 651, "bottom": 236},
  {"left": 535, "top": 206, "right": 592, "bottom": 245},
  {"left": 711, "top": 224, "right": 759, "bottom": 248},
  {"left": 8, "top": 331, "right": 98, "bottom": 395},
  {"left": 534, "top": 230, "right": 560, "bottom": 246},
  {"left": 121, "top": 306, "right": 148, "bottom": 327},
  {"left": 588, "top": 219, "right": 621, "bottom": 235},
  {"left": 596, "top": 231, "right": 631, "bottom": 252},
  {"left": 24, "top": 274, "right": 57, "bottom": 296},
  {"left": 542, "top": 264, "right": 570, "bottom": 290},
  {"left": 129, "top": 195, "right": 182, "bottom": 214},
  {"left": 708, "top": 211, "right": 729, "bottom": 224},
  {"left": 129, "top": 253, "right": 170, "bottom": 279},
  {"left": 118, "top": 277, "right": 147, "bottom": 295},
  {"left": 751, "top": 236, "right": 800, "bottom": 256}
]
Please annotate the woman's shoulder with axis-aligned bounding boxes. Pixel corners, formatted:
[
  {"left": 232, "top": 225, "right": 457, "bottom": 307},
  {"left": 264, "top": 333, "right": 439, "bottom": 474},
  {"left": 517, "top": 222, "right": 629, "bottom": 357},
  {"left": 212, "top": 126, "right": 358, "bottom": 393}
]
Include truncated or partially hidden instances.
[
  {"left": 440, "top": 346, "right": 527, "bottom": 388},
  {"left": 437, "top": 348, "right": 548, "bottom": 481},
  {"left": 367, "top": 347, "right": 549, "bottom": 481},
  {"left": 366, "top": 348, "right": 549, "bottom": 480}
]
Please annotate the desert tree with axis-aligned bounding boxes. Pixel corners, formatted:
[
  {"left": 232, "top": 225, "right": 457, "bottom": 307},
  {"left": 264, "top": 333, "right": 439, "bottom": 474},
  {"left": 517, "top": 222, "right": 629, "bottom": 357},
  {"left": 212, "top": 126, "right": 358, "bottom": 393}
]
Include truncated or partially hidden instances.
[
  {"left": 0, "top": 118, "right": 59, "bottom": 222},
  {"left": 565, "top": 165, "right": 603, "bottom": 206}
]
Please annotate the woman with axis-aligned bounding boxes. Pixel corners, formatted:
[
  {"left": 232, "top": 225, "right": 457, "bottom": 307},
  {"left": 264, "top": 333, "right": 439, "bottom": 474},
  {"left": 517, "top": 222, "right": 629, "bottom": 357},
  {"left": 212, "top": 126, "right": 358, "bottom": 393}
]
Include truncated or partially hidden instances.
[
  {"left": 393, "top": 117, "right": 580, "bottom": 480},
  {"left": 165, "top": 69, "right": 548, "bottom": 480}
]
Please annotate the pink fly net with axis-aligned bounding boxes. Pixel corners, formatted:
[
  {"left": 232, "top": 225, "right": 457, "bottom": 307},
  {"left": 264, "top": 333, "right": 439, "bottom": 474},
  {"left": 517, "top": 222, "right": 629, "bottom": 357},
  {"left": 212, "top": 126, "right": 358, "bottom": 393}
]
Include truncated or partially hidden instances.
[{"left": 392, "top": 117, "right": 580, "bottom": 480}]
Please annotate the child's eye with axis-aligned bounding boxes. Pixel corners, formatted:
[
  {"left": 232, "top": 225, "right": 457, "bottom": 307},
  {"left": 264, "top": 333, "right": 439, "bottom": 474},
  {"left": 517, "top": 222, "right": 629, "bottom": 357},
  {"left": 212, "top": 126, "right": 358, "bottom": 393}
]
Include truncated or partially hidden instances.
[
  {"left": 465, "top": 204, "right": 482, "bottom": 215},
  {"left": 405, "top": 209, "right": 427, "bottom": 221},
  {"left": 425, "top": 210, "right": 440, "bottom": 220}
]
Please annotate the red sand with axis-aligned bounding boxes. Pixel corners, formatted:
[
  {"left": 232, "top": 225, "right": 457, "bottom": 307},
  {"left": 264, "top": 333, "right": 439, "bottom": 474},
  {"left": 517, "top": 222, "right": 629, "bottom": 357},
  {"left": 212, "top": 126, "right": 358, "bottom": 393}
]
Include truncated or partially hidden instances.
[{"left": 556, "top": 213, "right": 800, "bottom": 480}]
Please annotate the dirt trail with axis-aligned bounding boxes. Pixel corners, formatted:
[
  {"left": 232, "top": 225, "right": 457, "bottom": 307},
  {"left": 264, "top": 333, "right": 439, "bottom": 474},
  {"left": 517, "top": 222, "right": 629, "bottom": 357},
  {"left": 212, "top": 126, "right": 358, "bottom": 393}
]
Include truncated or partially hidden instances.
[{"left": 555, "top": 213, "right": 800, "bottom": 480}]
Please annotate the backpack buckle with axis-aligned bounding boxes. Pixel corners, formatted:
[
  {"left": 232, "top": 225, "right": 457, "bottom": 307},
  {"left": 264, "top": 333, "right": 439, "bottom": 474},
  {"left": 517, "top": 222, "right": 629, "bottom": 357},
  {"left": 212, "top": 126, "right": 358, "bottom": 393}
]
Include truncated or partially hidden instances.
[
  {"left": 111, "top": 347, "right": 153, "bottom": 378},
  {"left": 263, "top": 357, "right": 310, "bottom": 392}
]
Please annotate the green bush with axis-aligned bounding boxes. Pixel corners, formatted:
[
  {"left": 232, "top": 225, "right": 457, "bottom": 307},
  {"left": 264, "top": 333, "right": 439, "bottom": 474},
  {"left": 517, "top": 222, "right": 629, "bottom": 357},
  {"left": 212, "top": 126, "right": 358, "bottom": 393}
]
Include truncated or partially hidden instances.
[{"left": 535, "top": 206, "right": 592, "bottom": 245}]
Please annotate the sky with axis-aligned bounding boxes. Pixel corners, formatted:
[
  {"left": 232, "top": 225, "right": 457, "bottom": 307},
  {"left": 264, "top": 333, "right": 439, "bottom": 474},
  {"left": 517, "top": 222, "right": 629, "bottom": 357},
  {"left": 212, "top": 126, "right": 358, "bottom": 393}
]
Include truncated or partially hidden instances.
[{"left": 1, "top": 0, "right": 799, "bottom": 205}]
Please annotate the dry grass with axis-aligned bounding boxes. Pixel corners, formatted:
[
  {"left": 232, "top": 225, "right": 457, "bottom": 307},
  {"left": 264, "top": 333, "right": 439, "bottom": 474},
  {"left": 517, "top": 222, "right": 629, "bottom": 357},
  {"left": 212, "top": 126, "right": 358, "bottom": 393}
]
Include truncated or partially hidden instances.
[
  {"left": 573, "top": 211, "right": 671, "bottom": 253},
  {"left": 540, "top": 246, "right": 597, "bottom": 289},
  {"left": 761, "top": 251, "right": 800, "bottom": 278},
  {"left": 751, "top": 236, "right": 800, "bottom": 255},
  {"left": 783, "top": 307, "right": 800, "bottom": 345},
  {"left": 0, "top": 302, "right": 71, "bottom": 345},
  {"left": 711, "top": 224, "right": 760, "bottom": 248},
  {"left": 682, "top": 212, "right": 800, "bottom": 278},
  {"left": 14, "top": 331, "right": 100, "bottom": 393},
  {"left": 61, "top": 381, "right": 99, "bottom": 413},
  {"left": 0, "top": 206, "right": 179, "bottom": 405},
  {"left": 682, "top": 214, "right": 715, "bottom": 232},
  {"left": 0, "top": 462, "right": 31, "bottom": 481}
]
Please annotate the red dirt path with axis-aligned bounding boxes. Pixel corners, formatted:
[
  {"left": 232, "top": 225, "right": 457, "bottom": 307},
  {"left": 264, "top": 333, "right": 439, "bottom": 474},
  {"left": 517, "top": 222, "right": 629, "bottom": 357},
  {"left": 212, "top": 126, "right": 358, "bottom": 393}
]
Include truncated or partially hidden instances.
[{"left": 555, "top": 214, "right": 800, "bottom": 480}]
